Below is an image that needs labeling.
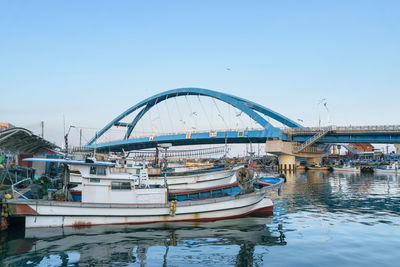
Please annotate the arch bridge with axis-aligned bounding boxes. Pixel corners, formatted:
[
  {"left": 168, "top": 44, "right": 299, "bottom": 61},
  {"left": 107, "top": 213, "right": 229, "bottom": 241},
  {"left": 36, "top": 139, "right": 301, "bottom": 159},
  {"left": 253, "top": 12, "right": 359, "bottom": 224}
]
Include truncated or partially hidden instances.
[
  {"left": 85, "top": 88, "right": 301, "bottom": 152},
  {"left": 85, "top": 88, "right": 400, "bottom": 154}
]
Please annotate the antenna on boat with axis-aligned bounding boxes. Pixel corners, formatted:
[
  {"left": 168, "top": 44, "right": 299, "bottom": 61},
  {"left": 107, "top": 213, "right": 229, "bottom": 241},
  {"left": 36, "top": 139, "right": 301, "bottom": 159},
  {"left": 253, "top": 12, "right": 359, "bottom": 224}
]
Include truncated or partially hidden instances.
[
  {"left": 224, "top": 134, "right": 228, "bottom": 161},
  {"left": 93, "top": 131, "right": 97, "bottom": 160},
  {"left": 64, "top": 125, "right": 75, "bottom": 159},
  {"left": 63, "top": 125, "right": 76, "bottom": 200}
]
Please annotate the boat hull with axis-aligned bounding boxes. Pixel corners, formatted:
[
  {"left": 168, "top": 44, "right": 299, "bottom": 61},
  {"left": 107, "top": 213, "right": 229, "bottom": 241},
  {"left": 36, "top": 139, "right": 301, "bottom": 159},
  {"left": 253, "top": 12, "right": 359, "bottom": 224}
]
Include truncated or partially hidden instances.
[
  {"left": 7, "top": 193, "right": 273, "bottom": 228},
  {"left": 375, "top": 169, "right": 399, "bottom": 174},
  {"left": 154, "top": 168, "right": 237, "bottom": 190},
  {"left": 332, "top": 167, "right": 361, "bottom": 173},
  {"left": 307, "top": 167, "right": 330, "bottom": 171}
]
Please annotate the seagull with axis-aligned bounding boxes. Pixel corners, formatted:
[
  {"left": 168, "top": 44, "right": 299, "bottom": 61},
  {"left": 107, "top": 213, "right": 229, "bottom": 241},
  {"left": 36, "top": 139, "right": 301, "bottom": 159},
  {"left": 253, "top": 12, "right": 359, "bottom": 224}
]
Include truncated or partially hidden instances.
[{"left": 226, "top": 68, "right": 231, "bottom": 71}]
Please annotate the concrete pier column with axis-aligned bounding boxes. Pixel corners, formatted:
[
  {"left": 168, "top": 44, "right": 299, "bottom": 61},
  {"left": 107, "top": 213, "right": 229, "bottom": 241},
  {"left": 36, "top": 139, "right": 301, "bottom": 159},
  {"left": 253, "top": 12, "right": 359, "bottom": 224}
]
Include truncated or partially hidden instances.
[
  {"left": 279, "top": 155, "right": 296, "bottom": 172},
  {"left": 307, "top": 157, "right": 322, "bottom": 166}
]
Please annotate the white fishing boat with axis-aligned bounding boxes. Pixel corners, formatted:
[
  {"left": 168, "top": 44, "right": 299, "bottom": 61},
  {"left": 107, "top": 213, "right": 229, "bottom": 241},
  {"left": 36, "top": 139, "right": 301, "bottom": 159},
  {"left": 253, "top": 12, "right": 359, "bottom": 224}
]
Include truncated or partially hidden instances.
[
  {"left": 6, "top": 158, "right": 280, "bottom": 229},
  {"left": 375, "top": 162, "right": 399, "bottom": 174},
  {"left": 332, "top": 164, "right": 361, "bottom": 173},
  {"left": 117, "top": 158, "right": 239, "bottom": 190}
]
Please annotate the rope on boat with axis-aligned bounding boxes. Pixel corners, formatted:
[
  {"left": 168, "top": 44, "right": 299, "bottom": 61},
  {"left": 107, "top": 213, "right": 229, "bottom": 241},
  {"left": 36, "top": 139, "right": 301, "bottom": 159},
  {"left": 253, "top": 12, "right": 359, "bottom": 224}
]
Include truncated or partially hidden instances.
[
  {"left": 1, "top": 199, "right": 8, "bottom": 218},
  {"left": 169, "top": 200, "right": 177, "bottom": 217},
  {"left": 1, "top": 195, "right": 10, "bottom": 231}
]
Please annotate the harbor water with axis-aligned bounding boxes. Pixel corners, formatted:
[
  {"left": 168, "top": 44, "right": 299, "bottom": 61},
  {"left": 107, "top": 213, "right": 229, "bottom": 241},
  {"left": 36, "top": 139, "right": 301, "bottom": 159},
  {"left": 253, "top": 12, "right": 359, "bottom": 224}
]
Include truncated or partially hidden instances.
[{"left": 1, "top": 171, "right": 400, "bottom": 266}]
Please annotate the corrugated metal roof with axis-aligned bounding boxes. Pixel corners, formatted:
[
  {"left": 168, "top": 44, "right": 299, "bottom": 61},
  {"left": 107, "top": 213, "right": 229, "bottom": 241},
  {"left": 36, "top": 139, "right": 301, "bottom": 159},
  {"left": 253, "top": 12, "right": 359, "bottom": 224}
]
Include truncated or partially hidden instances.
[
  {"left": 0, "top": 127, "right": 59, "bottom": 154},
  {"left": 22, "top": 158, "right": 115, "bottom": 166}
]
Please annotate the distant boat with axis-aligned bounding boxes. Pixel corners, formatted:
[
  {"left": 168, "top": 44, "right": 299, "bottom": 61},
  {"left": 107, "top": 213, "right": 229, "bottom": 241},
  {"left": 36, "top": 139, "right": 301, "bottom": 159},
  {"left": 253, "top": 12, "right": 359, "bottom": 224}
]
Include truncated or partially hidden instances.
[
  {"left": 297, "top": 165, "right": 306, "bottom": 171},
  {"left": 169, "top": 177, "right": 284, "bottom": 202},
  {"left": 6, "top": 158, "right": 283, "bottom": 229},
  {"left": 306, "top": 165, "right": 330, "bottom": 171},
  {"left": 332, "top": 164, "right": 361, "bottom": 173},
  {"left": 375, "top": 162, "right": 399, "bottom": 174}
]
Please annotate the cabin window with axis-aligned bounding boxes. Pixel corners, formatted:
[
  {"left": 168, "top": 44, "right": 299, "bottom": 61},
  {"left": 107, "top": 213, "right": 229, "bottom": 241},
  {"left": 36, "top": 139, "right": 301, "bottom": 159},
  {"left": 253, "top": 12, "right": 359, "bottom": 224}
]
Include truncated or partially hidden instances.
[
  {"left": 97, "top": 166, "right": 106, "bottom": 175},
  {"left": 127, "top": 164, "right": 133, "bottom": 167},
  {"left": 111, "top": 182, "right": 131, "bottom": 190},
  {"left": 90, "top": 167, "right": 96, "bottom": 174},
  {"left": 90, "top": 178, "right": 100, "bottom": 183}
]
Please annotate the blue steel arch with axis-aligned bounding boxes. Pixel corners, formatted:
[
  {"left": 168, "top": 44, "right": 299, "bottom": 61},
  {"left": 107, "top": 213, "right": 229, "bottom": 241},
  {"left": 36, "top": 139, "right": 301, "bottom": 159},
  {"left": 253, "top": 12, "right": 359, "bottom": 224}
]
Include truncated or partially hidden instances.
[{"left": 86, "top": 88, "right": 302, "bottom": 146}]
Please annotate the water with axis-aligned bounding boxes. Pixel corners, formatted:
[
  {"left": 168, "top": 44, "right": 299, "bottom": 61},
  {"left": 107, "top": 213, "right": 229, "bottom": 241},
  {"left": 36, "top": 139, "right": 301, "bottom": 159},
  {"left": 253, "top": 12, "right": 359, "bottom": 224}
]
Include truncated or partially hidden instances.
[{"left": 1, "top": 171, "right": 400, "bottom": 266}]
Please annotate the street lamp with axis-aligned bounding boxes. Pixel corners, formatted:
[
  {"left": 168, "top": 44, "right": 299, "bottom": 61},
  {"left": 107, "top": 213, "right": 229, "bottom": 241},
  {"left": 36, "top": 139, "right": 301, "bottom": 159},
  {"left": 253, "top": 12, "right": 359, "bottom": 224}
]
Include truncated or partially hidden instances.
[
  {"left": 318, "top": 99, "right": 326, "bottom": 128},
  {"left": 323, "top": 101, "right": 331, "bottom": 126}
]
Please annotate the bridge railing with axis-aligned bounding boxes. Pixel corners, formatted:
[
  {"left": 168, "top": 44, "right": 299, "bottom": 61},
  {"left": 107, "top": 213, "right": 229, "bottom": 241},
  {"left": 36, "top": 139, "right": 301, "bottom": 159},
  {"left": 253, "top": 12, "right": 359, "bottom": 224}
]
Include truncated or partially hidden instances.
[
  {"left": 95, "top": 127, "right": 266, "bottom": 145},
  {"left": 284, "top": 125, "right": 400, "bottom": 133},
  {"left": 335, "top": 125, "right": 400, "bottom": 131},
  {"left": 88, "top": 124, "right": 400, "bottom": 146}
]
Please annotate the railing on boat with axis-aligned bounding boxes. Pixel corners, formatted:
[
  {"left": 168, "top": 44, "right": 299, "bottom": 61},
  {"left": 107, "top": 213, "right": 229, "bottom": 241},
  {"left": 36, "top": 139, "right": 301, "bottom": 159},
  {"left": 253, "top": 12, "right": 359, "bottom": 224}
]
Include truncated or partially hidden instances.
[{"left": 11, "top": 178, "right": 32, "bottom": 200}]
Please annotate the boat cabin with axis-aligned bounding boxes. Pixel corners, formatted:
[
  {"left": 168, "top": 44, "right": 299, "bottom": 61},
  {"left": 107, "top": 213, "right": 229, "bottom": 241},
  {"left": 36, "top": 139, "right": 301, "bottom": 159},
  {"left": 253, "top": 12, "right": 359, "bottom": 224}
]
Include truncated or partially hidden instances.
[
  {"left": 73, "top": 162, "right": 167, "bottom": 204},
  {"left": 23, "top": 158, "right": 167, "bottom": 205},
  {"left": 69, "top": 159, "right": 151, "bottom": 188}
]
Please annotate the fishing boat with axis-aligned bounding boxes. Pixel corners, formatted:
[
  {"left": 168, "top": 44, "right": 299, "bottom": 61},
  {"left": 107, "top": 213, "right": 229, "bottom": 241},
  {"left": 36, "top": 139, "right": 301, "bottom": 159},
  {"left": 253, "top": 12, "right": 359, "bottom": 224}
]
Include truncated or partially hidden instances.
[
  {"left": 5, "top": 158, "right": 283, "bottom": 229},
  {"left": 297, "top": 165, "right": 306, "bottom": 171},
  {"left": 306, "top": 165, "right": 330, "bottom": 171},
  {"left": 169, "top": 176, "right": 284, "bottom": 202},
  {"left": 69, "top": 162, "right": 282, "bottom": 202},
  {"left": 374, "top": 162, "right": 399, "bottom": 174},
  {"left": 185, "top": 161, "right": 215, "bottom": 168},
  {"left": 332, "top": 164, "right": 361, "bottom": 173},
  {"left": 70, "top": 159, "right": 238, "bottom": 191},
  {"left": 145, "top": 165, "right": 238, "bottom": 190}
]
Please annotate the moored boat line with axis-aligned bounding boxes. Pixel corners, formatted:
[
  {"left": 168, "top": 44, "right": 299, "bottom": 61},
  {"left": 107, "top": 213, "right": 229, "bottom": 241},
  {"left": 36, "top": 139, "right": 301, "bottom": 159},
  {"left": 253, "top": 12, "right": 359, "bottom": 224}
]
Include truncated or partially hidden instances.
[{"left": 4, "top": 158, "right": 283, "bottom": 229}]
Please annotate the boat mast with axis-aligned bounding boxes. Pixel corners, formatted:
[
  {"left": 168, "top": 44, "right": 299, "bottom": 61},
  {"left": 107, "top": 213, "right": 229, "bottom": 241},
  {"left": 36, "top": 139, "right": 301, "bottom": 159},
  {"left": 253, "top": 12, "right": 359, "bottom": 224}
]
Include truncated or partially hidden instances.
[{"left": 159, "top": 143, "right": 172, "bottom": 194}]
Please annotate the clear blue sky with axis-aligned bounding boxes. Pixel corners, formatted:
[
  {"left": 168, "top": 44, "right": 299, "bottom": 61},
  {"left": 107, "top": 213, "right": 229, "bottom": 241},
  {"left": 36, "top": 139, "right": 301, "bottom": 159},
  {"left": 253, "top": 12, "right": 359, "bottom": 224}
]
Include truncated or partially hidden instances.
[{"left": 1, "top": 0, "right": 399, "bottom": 146}]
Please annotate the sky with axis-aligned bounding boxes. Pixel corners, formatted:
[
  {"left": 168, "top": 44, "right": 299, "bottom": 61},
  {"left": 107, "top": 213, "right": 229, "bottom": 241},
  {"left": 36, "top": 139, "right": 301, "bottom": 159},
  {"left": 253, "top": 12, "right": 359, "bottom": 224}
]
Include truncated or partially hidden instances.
[{"left": 1, "top": 0, "right": 399, "bottom": 148}]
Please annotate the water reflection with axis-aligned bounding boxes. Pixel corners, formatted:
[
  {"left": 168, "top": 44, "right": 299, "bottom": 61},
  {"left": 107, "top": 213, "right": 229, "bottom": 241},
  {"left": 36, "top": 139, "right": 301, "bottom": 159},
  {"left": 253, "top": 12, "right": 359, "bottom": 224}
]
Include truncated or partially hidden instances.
[
  {"left": 0, "top": 217, "right": 286, "bottom": 266},
  {"left": 274, "top": 171, "right": 400, "bottom": 224}
]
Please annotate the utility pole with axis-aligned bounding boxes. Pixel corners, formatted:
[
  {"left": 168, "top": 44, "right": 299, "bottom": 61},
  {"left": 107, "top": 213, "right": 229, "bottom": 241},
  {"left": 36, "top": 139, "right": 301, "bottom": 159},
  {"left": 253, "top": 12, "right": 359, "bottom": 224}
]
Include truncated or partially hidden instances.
[
  {"left": 40, "top": 121, "right": 44, "bottom": 138},
  {"left": 79, "top": 129, "right": 82, "bottom": 148}
]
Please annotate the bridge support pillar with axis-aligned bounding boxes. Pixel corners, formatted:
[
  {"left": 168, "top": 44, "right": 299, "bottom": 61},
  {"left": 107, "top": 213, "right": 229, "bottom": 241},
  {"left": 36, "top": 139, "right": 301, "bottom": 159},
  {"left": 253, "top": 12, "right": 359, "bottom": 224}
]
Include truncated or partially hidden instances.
[
  {"left": 307, "top": 157, "right": 322, "bottom": 166},
  {"left": 279, "top": 155, "right": 296, "bottom": 172}
]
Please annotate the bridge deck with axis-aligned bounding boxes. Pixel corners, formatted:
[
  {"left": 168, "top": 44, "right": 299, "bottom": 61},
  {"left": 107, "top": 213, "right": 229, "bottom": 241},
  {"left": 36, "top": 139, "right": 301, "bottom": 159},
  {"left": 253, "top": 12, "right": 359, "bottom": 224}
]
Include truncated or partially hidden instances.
[{"left": 85, "top": 125, "right": 400, "bottom": 152}]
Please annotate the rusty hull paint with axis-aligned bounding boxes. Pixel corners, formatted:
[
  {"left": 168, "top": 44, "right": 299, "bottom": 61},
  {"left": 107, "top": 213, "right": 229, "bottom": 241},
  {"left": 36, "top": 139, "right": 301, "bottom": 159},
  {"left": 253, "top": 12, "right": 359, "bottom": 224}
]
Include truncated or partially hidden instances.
[
  {"left": 9, "top": 204, "right": 39, "bottom": 216},
  {"left": 72, "top": 221, "right": 93, "bottom": 229}
]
